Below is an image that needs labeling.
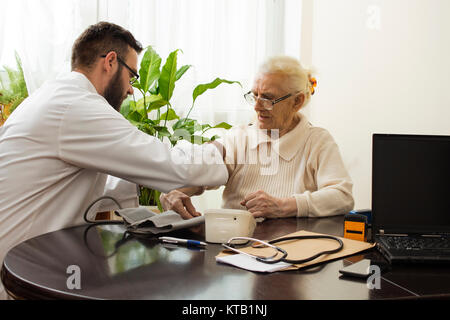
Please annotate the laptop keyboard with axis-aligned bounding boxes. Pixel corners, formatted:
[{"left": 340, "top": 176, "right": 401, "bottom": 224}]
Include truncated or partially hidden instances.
[{"left": 383, "top": 236, "right": 450, "bottom": 251}]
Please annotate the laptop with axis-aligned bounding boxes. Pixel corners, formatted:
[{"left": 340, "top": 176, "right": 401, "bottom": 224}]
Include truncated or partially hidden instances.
[{"left": 372, "top": 134, "right": 450, "bottom": 264}]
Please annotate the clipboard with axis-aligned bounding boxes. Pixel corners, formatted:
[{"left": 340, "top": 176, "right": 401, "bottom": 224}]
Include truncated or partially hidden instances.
[{"left": 216, "top": 230, "right": 376, "bottom": 272}]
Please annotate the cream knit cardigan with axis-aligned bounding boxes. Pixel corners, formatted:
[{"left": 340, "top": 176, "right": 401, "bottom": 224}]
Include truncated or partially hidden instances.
[{"left": 219, "top": 112, "right": 354, "bottom": 218}]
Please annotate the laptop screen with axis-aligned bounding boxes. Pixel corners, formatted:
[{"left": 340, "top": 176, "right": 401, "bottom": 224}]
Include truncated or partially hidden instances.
[{"left": 372, "top": 134, "right": 450, "bottom": 235}]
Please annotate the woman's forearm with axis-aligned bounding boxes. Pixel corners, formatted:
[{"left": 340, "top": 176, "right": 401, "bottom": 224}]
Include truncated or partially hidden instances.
[{"left": 279, "top": 197, "right": 298, "bottom": 217}]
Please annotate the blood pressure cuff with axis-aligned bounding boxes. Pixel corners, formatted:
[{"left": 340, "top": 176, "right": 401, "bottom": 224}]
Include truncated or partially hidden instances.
[{"left": 115, "top": 207, "right": 204, "bottom": 235}]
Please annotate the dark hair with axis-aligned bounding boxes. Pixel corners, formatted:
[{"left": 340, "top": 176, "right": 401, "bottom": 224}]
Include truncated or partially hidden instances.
[{"left": 71, "top": 21, "right": 143, "bottom": 70}]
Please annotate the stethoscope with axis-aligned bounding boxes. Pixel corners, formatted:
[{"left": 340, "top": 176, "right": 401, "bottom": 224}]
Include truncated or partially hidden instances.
[{"left": 222, "top": 235, "right": 344, "bottom": 264}]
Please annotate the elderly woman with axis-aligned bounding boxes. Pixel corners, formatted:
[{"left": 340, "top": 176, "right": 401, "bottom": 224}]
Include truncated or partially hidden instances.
[{"left": 161, "top": 56, "right": 354, "bottom": 219}]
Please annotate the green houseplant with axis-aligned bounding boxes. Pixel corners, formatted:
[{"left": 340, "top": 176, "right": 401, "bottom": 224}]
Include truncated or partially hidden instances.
[
  {"left": 0, "top": 52, "right": 28, "bottom": 126},
  {"left": 120, "top": 46, "right": 241, "bottom": 210}
]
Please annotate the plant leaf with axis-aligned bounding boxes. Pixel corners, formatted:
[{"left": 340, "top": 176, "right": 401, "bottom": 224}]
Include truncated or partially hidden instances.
[
  {"left": 172, "top": 118, "right": 198, "bottom": 134},
  {"left": 154, "top": 126, "right": 171, "bottom": 137},
  {"left": 172, "top": 119, "right": 185, "bottom": 131},
  {"left": 143, "top": 118, "right": 157, "bottom": 125},
  {"left": 192, "top": 78, "right": 241, "bottom": 105},
  {"left": 171, "top": 128, "right": 190, "bottom": 139},
  {"left": 160, "top": 108, "right": 180, "bottom": 121},
  {"left": 159, "top": 49, "right": 181, "bottom": 102},
  {"left": 213, "top": 122, "right": 232, "bottom": 130},
  {"left": 132, "top": 98, "right": 148, "bottom": 120},
  {"left": 175, "top": 64, "right": 191, "bottom": 81},
  {"left": 200, "top": 124, "right": 212, "bottom": 132},
  {"left": 119, "top": 97, "right": 131, "bottom": 117},
  {"left": 190, "top": 135, "right": 207, "bottom": 145},
  {"left": 0, "top": 51, "right": 28, "bottom": 115},
  {"left": 139, "top": 46, "right": 161, "bottom": 93},
  {"left": 147, "top": 95, "right": 169, "bottom": 111},
  {"left": 210, "top": 134, "right": 220, "bottom": 141},
  {"left": 149, "top": 85, "right": 159, "bottom": 95},
  {"left": 132, "top": 81, "right": 142, "bottom": 91},
  {"left": 169, "top": 134, "right": 182, "bottom": 146},
  {"left": 172, "top": 118, "right": 196, "bottom": 130},
  {"left": 127, "top": 110, "right": 146, "bottom": 122},
  {"left": 137, "top": 123, "right": 156, "bottom": 136}
]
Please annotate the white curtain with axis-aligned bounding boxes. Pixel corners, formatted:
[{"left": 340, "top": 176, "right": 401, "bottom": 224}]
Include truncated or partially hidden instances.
[{"left": 0, "top": 0, "right": 97, "bottom": 94}]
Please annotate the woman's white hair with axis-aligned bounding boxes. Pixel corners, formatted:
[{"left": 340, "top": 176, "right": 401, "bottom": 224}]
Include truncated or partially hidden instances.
[{"left": 257, "top": 56, "right": 315, "bottom": 106}]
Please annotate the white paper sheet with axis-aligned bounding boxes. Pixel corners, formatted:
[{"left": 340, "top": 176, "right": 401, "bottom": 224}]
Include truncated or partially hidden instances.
[{"left": 216, "top": 253, "right": 292, "bottom": 273}]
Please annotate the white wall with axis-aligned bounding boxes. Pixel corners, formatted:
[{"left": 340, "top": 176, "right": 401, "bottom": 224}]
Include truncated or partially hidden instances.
[{"left": 305, "top": 0, "right": 450, "bottom": 210}]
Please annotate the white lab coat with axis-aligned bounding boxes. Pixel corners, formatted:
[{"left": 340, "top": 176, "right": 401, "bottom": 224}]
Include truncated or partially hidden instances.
[{"left": 0, "top": 72, "right": 228, "bottom": 298}]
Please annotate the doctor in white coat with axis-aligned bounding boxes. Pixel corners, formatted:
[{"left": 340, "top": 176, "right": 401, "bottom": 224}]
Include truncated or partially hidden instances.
[{"left": 0, "top": 22, "right": 228, "bottom": 299}]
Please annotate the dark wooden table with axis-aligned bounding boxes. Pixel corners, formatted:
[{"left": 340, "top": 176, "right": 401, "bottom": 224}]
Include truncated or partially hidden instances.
[{"left": 2, "top": 216, "right": 450, "bottom": 300}]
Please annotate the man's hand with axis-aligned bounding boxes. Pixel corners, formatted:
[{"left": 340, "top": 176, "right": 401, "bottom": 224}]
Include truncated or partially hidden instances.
[
  {"left": 240, "top": 190, "right": 297, "bottom": 218},
  {"left": 160, "top": 190, "right": 201, "bottom": 219}
]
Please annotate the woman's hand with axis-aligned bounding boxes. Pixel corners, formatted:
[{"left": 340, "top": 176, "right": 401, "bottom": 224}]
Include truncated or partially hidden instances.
[
  {"left": 160, "top": 190, "right": 201, "bottom": 219},
  {"left": 240, "top": 190, "right": 297, "bottom": 218}
]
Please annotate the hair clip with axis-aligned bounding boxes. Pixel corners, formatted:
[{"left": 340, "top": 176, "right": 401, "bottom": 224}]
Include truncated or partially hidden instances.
[{"left": 309, "top": 76, "right": 317, "bottom": 95}]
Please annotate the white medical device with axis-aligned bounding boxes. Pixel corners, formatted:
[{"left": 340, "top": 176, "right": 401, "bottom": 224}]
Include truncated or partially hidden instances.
[{"left": 204, "top": 209, "right": 256, "bottom": 244}]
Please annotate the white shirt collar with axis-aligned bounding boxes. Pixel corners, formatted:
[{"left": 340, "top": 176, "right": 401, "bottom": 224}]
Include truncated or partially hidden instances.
[{"left": 55, "top": 71, "right": 99, "bottom": 95}]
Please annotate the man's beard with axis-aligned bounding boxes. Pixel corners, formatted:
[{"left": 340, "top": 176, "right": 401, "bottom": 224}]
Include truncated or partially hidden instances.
[{"left": 104, "top": 68, "right": 125, "bottom": 112}]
